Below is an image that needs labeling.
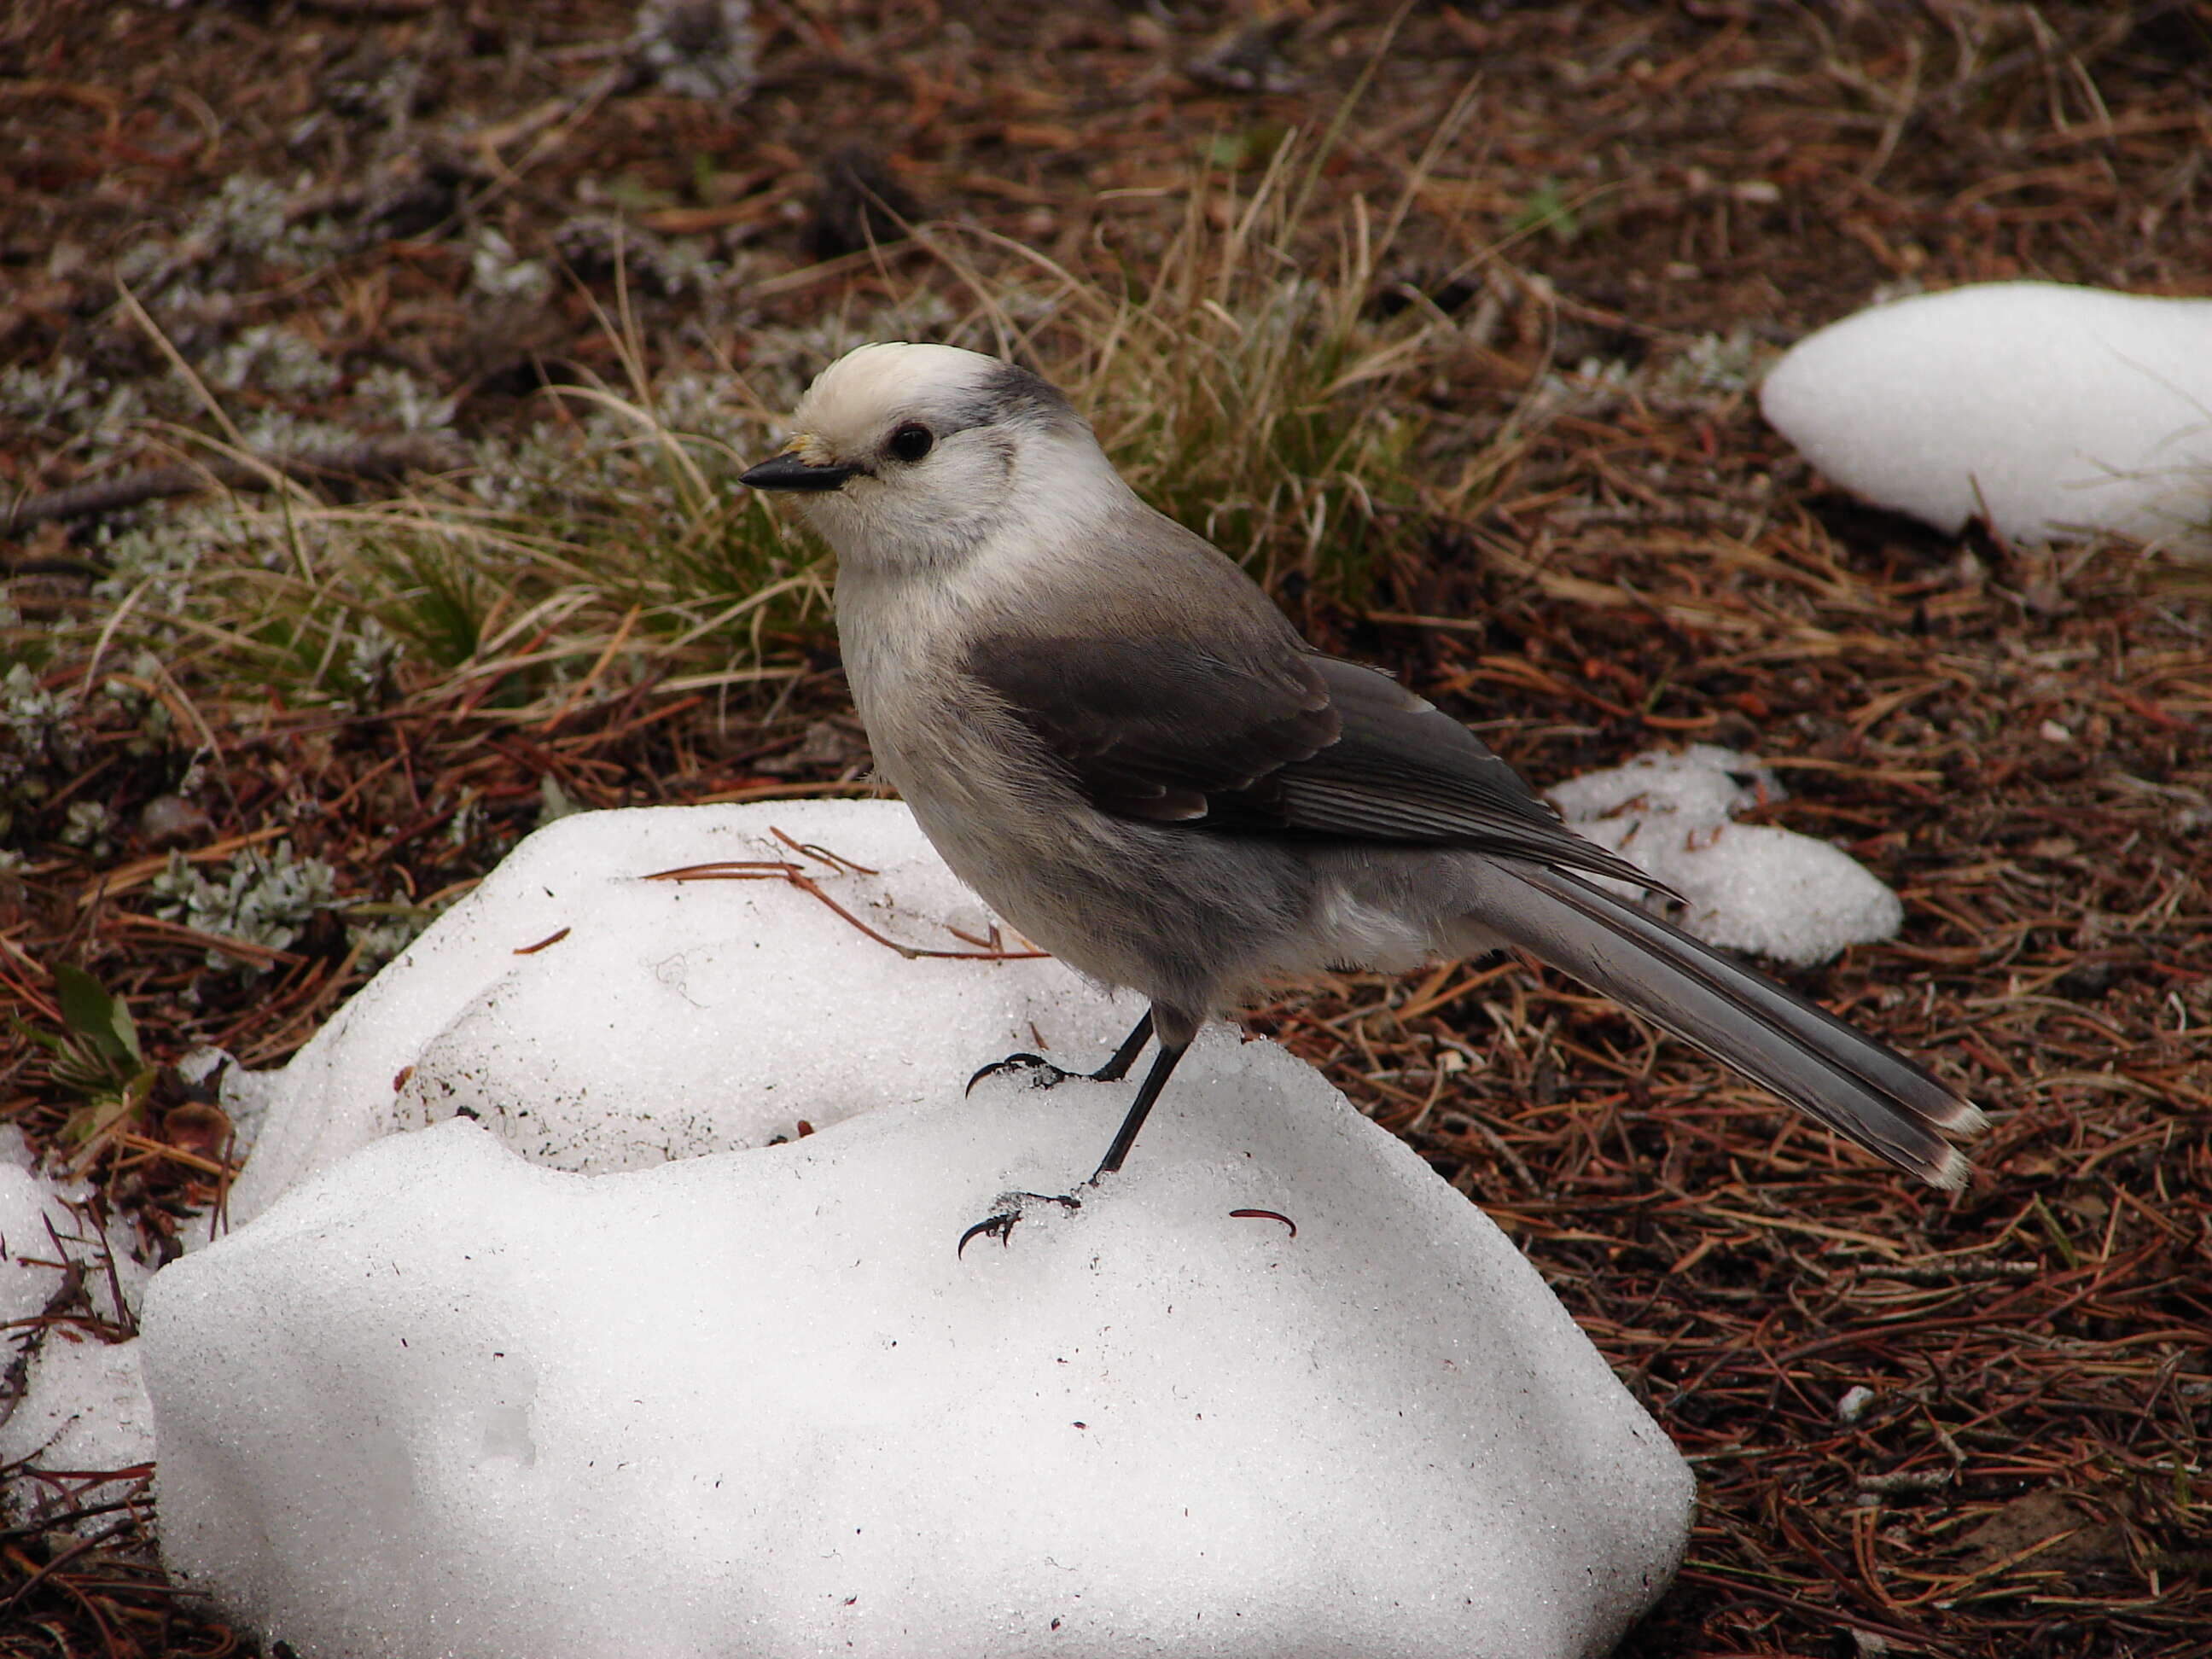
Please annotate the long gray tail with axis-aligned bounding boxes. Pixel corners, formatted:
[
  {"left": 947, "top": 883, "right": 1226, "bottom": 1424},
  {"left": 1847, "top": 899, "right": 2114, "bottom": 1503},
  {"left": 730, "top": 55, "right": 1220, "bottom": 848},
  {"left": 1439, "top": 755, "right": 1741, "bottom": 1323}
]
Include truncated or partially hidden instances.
[{"left": 1480, "top": 862, "right": 1984, "bottom": 1188}]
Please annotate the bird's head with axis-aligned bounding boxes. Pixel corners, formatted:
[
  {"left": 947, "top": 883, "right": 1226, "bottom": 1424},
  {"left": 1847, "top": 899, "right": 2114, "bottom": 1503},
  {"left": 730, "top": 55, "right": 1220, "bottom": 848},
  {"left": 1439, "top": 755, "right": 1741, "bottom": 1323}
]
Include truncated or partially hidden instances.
[{"left": 741, "top": 343, "right": 1115, "bottom": 573}]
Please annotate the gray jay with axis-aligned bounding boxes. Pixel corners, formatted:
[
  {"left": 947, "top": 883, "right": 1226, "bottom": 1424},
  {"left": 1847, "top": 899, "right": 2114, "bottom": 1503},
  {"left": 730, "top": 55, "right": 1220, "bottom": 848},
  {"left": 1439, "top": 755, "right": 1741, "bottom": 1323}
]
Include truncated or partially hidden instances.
[{"left": 741, "top": 343, "right": 1982, "bottom": 1239}]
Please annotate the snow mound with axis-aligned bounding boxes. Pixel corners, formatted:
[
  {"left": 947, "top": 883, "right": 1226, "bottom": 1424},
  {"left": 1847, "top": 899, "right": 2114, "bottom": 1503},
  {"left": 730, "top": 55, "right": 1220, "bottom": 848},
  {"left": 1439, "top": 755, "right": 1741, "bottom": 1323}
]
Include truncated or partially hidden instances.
[
  {"left": 139, "top": 798, "right": 1695, "bottom": 1659},
  {"left": 224, "top": 799, "right": 1142, "bottom": 1225},
  {"left": 1550, "top": 745, "right": 1903, "bottom": 967},
  {"left": 146, "top": 1064, "right": 1690, "bottom": 1659},
  {"left": 1760, "top": 282, "right": 2212, "bottom": 550}
]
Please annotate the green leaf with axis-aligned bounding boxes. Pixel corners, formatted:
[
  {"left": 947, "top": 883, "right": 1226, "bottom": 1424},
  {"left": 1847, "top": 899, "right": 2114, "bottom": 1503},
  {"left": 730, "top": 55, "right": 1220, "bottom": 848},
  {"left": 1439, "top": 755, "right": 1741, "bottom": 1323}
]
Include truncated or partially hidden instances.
[{"left": 52, "top": 963, "right": 143, "bottom": 1067}]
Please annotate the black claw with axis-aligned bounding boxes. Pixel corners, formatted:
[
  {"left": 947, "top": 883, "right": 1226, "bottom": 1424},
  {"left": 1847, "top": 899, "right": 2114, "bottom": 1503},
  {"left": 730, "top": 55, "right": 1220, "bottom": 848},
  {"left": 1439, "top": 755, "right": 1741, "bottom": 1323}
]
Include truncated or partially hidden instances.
[
  {"left": 957, "top": 1212, "right": 1020, "bottom": 1256},
  {"left": 964, "top": 1053, "right": 1073, "bottom": 1097},
  {"left": 955, "top": 1190, "right": 1083, "bottom": 1257}
]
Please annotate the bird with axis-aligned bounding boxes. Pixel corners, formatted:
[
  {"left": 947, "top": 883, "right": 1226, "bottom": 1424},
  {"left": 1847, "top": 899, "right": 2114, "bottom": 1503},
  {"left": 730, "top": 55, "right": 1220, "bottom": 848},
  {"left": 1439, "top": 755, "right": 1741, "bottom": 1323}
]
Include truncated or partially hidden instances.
[{"left": 739, "top": 342, "right": 1982, "bottom": 1243}]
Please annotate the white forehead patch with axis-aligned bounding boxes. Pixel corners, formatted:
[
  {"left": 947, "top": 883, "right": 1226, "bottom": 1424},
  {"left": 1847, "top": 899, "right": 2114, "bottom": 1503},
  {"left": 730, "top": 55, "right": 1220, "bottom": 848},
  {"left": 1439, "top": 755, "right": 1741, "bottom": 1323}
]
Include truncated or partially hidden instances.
[{"left": 794, "top": 342, "right": 1003, "bottom": 435}]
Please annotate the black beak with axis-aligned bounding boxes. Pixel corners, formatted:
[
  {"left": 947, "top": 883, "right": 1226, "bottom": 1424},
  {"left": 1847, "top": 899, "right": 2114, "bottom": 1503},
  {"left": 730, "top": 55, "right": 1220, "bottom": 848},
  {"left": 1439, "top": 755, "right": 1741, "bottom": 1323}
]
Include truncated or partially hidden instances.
[{"left": 739, "top": 452, "right": 862, "bottom": 492}]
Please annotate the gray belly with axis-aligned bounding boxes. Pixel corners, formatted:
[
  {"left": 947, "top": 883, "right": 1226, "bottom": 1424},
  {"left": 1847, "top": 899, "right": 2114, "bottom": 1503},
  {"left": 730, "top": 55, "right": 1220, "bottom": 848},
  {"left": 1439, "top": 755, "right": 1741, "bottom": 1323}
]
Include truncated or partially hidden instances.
[
  {"left": 910, "top": 773, "right": 1324, "bottom": 1010},
  {"left": 865, "top": 714, "right": 1313, "bottom": 1014}
]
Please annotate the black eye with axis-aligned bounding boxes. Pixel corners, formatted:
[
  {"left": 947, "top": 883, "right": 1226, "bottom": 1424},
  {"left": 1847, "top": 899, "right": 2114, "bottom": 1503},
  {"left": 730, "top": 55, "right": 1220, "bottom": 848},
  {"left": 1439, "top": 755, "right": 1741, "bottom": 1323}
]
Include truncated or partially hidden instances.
[{"left": 887, "top": 422, "right": 934, "bottom": 463}]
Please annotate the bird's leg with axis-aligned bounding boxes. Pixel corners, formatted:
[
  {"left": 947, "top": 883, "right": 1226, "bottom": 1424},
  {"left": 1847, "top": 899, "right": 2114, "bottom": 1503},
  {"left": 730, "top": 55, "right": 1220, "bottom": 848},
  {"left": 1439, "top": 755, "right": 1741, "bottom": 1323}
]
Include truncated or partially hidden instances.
[
  {"left": 1087, "top": 1036, "right": 1189, "bottom": 1181},
  {"left": 958, "top": 1033, "right": 1192, "bottom": 1256},
  {"left": 963, "top": 1009, "right": 1155, "bottom": 1096},
  {"left": 1086, "top": 1010, "right": 1157, "bottom": 1082}
]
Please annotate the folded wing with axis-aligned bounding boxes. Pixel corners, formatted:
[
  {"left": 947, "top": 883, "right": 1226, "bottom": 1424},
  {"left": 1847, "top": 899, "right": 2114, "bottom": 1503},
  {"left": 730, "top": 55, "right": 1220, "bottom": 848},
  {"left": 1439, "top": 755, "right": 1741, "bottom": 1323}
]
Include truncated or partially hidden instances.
[{"left": 966, "top": 632, "right": 1666, "bottom": 894}]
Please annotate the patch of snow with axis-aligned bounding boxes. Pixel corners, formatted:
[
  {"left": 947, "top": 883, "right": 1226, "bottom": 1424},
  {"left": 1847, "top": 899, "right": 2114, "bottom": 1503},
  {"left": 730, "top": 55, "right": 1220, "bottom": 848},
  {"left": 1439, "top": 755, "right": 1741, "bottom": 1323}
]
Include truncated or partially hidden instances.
[
  {"left": 0, "top": 1335, "right": 154, "bottom": 1534},
  {"left": 0, "top": 1161, "right": 150, "bottom": 1333},
  {"left": 1, "top": 1161, "right": 83, "bottom": 1330},
  {"left": 1, "top": 1161, "right": 157, "bottom": 1534}
]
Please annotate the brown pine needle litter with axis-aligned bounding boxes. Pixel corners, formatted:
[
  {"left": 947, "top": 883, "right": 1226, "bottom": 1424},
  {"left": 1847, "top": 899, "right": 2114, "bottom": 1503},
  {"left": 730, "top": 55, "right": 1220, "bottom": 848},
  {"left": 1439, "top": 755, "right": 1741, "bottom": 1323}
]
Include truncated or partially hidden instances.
[{"left": 3, "top": 3, "right": 2208, "bottom": 1656}]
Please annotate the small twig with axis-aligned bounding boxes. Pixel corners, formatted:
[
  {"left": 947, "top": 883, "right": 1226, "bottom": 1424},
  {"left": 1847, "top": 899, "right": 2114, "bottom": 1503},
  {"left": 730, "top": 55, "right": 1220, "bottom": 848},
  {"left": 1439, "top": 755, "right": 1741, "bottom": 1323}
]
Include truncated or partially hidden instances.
[
  {"left": 108, "top": 1130, "right": 237, "bottom": 1180},
  {"left": 1854, "top": 1466, "right": 1953, "bottom": 1496},
  {"left": 1851, "top": 1256, "right": 2042, "bottom": 1284},
  {"left": 3, "top": 435, "right": 467, "bottom": 536},
  {"left": 641, "top": 859, "right": 1045, "bottom": 961},
  {"left": 0, "top": 1516, "right": 138, "bottom": 1611},
  {"left": 766, "top": 825, "right": 879, "bottom": 876},
  {"left": 81, "top": 1202, "right": 137, "bottom": 1341}
]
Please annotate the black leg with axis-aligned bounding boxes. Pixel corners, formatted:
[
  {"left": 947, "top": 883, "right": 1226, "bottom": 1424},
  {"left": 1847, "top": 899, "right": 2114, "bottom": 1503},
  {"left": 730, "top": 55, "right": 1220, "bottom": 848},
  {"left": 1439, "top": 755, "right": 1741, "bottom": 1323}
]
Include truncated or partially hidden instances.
[
  {"left": 1087, "top": 1038, "right": 1189, "bottom": 1183},
  {"left": 1087, "top": 1010, "right": 1155, "bottom": 1083}
]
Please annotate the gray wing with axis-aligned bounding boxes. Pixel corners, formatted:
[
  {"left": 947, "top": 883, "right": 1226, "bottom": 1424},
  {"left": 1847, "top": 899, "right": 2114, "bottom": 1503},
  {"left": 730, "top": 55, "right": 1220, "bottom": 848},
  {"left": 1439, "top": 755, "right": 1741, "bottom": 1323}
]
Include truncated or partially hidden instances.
[{"left": 965, "top": 632, "right": 1669, "bottom": 894}]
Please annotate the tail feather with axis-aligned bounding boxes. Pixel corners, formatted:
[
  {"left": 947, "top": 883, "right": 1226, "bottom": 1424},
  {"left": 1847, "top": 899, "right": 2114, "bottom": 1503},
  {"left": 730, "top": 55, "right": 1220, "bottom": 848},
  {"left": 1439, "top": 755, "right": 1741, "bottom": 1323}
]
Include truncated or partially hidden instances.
[{"left": 1485, "top": 863, "right": 1983, "bottom": 1188}]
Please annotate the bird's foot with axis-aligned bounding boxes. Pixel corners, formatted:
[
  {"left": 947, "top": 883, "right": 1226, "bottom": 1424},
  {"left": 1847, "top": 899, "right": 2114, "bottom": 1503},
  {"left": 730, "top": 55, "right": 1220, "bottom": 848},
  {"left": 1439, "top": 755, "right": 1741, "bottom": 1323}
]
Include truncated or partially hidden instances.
[
  {"left": 964, "top": 1052, "right": 1076, "bottom": 1096},
  {"left": 957, "top": 1188, "right": 1083, "bottom": 1257}
]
